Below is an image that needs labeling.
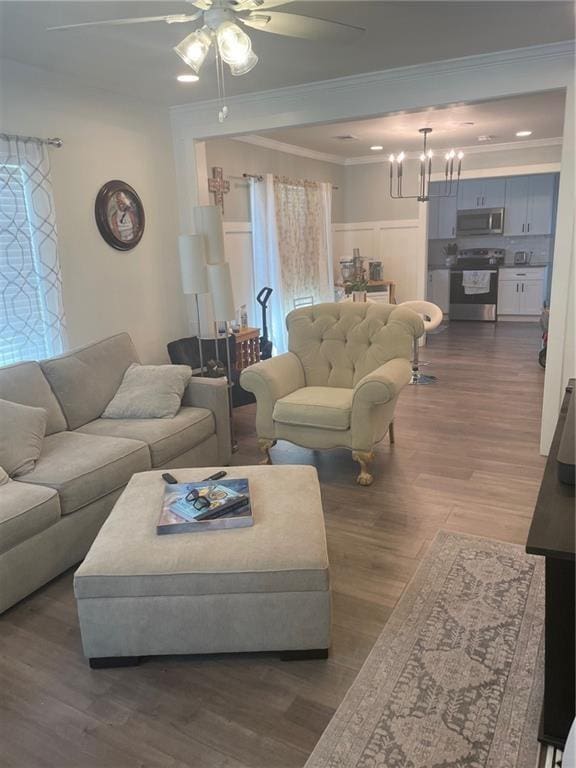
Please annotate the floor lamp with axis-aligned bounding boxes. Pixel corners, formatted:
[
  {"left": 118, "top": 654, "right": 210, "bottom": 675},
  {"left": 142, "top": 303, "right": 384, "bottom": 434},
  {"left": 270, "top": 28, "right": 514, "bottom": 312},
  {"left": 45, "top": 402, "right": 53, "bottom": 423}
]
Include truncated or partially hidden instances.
[
  {"left": 179, "top": 234, "right": 208, "bottom": 376},
  {"left": 207, "top": 261, "right": 238, "bottom": 452}
]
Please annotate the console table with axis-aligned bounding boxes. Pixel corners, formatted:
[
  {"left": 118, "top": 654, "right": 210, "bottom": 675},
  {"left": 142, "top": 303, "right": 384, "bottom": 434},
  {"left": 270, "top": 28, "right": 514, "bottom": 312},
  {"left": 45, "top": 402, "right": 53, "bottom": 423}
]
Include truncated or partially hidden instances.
[
  {"left": 233, "top": 327, "right": 261, "bottom": 371},
  {"left": 526, "top": 380, "right": 575, "bottom": 749}
]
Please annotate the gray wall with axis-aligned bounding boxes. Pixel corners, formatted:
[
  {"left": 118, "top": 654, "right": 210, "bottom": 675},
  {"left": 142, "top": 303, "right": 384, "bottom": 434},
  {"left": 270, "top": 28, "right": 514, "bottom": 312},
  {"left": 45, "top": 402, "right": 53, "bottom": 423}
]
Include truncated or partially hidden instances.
[
  {"left": 205, "top": 138, "right": 346, "bottom": 222},
  {"left": 205, "top": 137, "right": 562, "bottom": 225}
]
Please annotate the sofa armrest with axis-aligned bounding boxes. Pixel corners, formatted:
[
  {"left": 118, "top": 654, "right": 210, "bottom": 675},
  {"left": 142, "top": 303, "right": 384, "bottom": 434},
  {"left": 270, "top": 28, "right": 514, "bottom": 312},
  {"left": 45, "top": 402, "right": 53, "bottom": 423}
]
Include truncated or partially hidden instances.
[
  {"left": 182, "top": 377, "right": 231, "bottom": 464},
  {"left": 240, "top": 353, "right": 305, "bottom": 439},
  {"left": 353, "top": 358, "right": 412, "bottom": 406}
]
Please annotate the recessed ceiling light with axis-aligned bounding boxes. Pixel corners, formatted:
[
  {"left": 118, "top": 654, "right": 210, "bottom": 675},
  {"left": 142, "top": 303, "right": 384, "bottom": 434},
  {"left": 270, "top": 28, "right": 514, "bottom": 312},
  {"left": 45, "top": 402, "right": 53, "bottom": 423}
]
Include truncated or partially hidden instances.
[
  {"left": 477, "top": 135, "right": 496, "bottom": 143},
  {"left": 516, "top": 130, "right": 533, "bottom": 137},
  {"left": 370, "top": 145, "right": 384, "bottom": 151},
  {"left": 177, "top": 74, "right": 199, "bottom": 83}
]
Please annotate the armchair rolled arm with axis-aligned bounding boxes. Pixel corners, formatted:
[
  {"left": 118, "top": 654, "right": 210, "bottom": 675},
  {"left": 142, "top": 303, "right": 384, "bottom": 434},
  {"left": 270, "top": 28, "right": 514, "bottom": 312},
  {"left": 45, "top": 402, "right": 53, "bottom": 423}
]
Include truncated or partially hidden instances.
[
  {"left": 182, "top": 377, "right": 231, "bottom": 464},
  {"left": 240, "top": 353, "right": 305, "bottom": 439},
  {"left": 240, "top": 353, "right": 305, "bottom": 400},
  {"left": 353, "top": 358, "right": 412, "bottom": 406},
  {"left": 388, "top": 306, "right": 426, "bottom": 340}
]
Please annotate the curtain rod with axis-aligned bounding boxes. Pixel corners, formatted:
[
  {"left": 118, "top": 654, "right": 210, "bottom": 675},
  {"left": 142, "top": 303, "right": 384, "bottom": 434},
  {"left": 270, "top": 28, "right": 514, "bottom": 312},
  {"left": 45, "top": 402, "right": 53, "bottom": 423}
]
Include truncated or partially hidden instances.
[
  {"left": 242, "top": 173, "right": 339, "bottom": 191},
  {"left": 0, "top": 133, "right": 63, "bottom": 148}
]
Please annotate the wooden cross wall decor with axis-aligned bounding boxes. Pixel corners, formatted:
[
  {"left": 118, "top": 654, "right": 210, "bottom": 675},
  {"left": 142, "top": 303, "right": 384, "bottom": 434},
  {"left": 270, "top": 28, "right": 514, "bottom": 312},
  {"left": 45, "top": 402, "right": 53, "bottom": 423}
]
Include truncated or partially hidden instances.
[{"left": 208, "top": 167, "right": 230, "bottom": 214}]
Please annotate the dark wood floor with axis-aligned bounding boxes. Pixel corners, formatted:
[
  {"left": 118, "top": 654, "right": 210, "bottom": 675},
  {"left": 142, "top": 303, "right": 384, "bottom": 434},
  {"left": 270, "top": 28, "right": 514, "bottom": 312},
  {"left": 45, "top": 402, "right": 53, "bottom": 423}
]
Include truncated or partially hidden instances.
[{"left": 0, "top": 322, "right": 547, "bottom": 768}]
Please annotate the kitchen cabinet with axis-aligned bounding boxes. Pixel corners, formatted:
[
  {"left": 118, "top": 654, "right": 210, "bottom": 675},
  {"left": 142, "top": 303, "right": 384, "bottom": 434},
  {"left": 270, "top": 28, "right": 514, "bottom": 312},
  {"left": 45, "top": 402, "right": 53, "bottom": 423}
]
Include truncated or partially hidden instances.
[
  {"left": 498, "top": 267, "right": 547, "bottom": 316},
  {"left": 427, "top": 269, "right": 450, "bottom": 313},
  {"left": 428, "top": 195, "right": 457, "bottom": 239},
  {"left": 457, "top": 178, "right": 505, "bottom": 210},
  {"left": 504, "top": 174, "right": 556, "bottom": 236}
]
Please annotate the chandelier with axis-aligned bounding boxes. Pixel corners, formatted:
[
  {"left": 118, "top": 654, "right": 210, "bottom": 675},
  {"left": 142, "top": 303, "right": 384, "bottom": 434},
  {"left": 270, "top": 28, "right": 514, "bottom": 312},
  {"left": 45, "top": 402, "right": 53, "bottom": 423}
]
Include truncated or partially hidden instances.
[{"left": 389, "top": 128, "right": 464, "bottom": 203}]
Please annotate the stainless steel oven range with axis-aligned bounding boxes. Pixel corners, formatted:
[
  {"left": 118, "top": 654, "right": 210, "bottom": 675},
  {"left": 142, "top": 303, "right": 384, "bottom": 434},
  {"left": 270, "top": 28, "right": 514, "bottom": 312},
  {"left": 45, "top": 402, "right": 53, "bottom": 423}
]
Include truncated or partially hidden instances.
[{"left": 449, "top": 248, "right": 505, "bottom": 322}]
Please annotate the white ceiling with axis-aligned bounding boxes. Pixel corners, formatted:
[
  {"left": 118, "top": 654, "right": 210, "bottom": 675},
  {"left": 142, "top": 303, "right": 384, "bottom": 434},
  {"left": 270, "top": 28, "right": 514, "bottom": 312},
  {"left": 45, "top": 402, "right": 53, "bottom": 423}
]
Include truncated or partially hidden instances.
[
  {"left": 0, "top": 2, "right": 574, "bottom": 106},
  {"left": 257, "top": 90, "right": 567, "bottom": 158}
]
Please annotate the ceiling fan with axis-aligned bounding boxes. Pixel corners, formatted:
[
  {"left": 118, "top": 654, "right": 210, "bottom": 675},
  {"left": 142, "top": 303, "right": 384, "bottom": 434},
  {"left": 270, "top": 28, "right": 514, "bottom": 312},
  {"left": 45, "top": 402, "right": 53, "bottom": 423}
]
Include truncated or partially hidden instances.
[{"left": 48, "top": 0, "right": 365, "bottom": 79}]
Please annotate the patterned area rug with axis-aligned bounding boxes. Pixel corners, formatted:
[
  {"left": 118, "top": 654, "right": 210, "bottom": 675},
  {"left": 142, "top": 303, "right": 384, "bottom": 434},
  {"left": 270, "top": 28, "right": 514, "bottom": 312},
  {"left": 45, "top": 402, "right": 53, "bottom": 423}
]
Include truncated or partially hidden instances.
[{"left": 305, "top": 532, "right": 544, "bottom": 768}]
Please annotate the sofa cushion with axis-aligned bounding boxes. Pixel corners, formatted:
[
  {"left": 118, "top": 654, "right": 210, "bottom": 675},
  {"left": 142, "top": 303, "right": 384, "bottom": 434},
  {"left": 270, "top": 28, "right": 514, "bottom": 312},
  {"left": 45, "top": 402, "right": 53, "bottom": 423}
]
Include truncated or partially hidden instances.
[
  {"left": 39, "top": 333, "right": 139, "bottom": 430},
  {"left": 0, "top": 481, "right": 60, "bottom": 555},
  {"left": 0, "top": 466, "right": 8, "bottom": 485},
  {"left": 273, "top": 386, "right": 353, "bottom": 431},
  {"left": 102, "top": 363, "right": 192, "bottom": 420},
  {"left": 0, "top": 360, "right": 66, "bottom": 435},
  {"left": 76, "top": 407, "right": 215, "bottom": 467},
  {"left": 21, "top": 432, "right": 150, "bottom": 515},
  {"left": 0, "top": 399, "right": 47, "bottom": 477}
]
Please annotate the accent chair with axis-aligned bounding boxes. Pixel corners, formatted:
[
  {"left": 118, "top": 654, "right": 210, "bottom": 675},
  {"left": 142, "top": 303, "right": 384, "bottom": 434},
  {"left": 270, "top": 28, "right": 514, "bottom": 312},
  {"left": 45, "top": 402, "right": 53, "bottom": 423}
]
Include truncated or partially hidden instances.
[{"left": 240, "top": 302, "right": 424, "bottom": 485}]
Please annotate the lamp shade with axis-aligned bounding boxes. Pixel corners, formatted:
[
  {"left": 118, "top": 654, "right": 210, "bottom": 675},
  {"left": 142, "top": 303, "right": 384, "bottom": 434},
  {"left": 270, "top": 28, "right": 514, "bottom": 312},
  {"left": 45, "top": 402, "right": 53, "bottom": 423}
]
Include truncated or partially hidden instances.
[
  {"left": 179, "top": 234, "right": 208, "bottom": 295},
  {"left": 193, "top": 205, "right": 225, "bottom": 265},
  {"left": 207, "top": 262, "right": 235, "bottom": 321}
]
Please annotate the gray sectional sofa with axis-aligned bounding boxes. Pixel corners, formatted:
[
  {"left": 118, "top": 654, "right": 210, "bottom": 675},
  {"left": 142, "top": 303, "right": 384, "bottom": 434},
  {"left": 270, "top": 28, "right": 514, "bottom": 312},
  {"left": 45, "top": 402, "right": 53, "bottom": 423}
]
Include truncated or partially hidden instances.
[{"left": 0, "top": 333, "right": 231, "bottom": 614}]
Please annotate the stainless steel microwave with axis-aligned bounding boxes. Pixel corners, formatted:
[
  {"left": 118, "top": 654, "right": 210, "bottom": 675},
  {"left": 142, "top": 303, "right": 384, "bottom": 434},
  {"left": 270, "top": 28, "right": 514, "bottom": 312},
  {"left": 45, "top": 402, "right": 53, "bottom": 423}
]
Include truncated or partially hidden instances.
[{"left": 456, "top": 208, "right": 505, "bottom": 236}]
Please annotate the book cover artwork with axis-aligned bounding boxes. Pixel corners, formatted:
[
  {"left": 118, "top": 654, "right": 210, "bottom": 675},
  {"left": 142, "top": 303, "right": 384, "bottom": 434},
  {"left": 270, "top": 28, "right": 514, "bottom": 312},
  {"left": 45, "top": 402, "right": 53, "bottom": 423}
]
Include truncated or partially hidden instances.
[{"left": 157, "top": 479, "right": 252, "bottom": 535}]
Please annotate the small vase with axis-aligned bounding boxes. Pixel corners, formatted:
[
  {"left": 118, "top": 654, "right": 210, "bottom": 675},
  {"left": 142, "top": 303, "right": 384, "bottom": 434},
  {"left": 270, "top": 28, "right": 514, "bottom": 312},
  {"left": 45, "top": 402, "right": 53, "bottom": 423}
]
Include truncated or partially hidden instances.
[{"left": 352, "top": 291, "right": 367, "bottom": 303}]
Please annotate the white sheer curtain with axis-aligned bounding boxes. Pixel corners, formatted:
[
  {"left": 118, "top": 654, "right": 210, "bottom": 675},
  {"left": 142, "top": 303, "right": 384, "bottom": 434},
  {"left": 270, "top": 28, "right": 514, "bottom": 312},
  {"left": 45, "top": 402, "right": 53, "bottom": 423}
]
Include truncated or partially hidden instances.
[
  {"left": 249, "top": 174, "right": 333, "bottom": 354},
  {"left": 0, "top": 135, "right": 67, "bottom": 365}
]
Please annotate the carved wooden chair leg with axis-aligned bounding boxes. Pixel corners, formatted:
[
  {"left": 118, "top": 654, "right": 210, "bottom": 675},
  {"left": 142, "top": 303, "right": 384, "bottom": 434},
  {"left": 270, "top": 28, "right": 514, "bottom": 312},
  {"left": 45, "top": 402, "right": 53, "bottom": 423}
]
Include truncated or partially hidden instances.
[
  {"left": 352, "top": 450, "right": 374, "bottom": 486},
  {"left": 258, "top": 439, "right": 275, "bottom": 465},
  {"left": 389, "top": 421, "right": 395, "bottom": 444}
]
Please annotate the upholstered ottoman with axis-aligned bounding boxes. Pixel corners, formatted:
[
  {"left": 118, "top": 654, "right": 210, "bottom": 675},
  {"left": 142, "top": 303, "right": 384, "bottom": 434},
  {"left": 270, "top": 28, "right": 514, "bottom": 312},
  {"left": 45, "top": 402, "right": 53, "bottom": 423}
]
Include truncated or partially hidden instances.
[{"left": 74, "top": 466, "right": 331, "bottom": 667}]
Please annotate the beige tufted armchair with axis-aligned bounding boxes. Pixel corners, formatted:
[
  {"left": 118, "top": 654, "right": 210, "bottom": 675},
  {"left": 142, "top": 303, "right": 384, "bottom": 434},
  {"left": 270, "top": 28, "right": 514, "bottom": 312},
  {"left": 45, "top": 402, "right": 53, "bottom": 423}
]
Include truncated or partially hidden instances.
[{"left": 240, "top": 303, "right": 424, "bottom": 485}]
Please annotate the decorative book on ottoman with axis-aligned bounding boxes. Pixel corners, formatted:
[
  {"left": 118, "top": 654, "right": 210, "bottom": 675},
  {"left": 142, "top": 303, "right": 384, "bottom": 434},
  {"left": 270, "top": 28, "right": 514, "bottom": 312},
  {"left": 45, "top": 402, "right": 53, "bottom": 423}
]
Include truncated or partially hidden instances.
[{"left": 157, "top": 479, "right": 252, "bottom": 534}]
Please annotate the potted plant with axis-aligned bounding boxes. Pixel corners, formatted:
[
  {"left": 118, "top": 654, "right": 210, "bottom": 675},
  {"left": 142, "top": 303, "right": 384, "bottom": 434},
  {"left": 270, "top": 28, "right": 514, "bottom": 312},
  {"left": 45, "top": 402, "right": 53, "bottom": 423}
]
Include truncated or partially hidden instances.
[{"left": 349, "top": 279, "right": 368, "bottom": 303}]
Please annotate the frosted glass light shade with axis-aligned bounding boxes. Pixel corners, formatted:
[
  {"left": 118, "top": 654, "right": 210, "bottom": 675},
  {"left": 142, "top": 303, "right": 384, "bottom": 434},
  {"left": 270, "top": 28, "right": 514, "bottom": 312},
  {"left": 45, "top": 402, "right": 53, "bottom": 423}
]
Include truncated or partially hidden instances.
[
  {"left": 179, "top": 234, "right": 208, "bottom": 295},
  {"left": 216, "top": 22, "right": 251, "bottom": 65},
  {"left": 207, "top": 262, "right": 235, "bottom": 321},
  {"left": 193, "top": 205, "right": 225, "bottom": 265},
  {"left": 174, "top": 28, "right": 211, "bottom": 74},
  {"left": 229, "top": 49, "right": 258, "bottom": 76}
]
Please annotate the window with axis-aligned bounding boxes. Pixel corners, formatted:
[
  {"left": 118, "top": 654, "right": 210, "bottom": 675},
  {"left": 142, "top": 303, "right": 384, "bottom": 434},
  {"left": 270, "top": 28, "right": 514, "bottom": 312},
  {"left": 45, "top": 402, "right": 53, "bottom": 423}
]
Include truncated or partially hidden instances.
[
  {"left": 0, "top": 135, "right": 67, "bottom": 366},
  {"left": 0, "top": 164, "right": 51, "bottom": 365}
]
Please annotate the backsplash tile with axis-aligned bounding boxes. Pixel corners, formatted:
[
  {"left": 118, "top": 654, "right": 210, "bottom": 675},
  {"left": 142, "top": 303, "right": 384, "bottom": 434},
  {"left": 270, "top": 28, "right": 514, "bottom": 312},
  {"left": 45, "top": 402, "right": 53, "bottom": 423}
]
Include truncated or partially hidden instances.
[{"left": 428, "top": 234, "right": 554, "bottom": 267}]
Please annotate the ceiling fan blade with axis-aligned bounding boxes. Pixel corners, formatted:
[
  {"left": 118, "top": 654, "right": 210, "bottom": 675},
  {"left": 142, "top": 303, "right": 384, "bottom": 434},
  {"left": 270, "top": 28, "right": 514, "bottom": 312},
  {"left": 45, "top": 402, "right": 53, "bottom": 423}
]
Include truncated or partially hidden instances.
[
  {"left": 47, "top": 13, "right": 201, "bottom": 32},
  {"left": 241, "top": 11, "right": 364, "bottom": 42},
  {"left": 232, "top": 0, "right": 293, "bottom": 10}
]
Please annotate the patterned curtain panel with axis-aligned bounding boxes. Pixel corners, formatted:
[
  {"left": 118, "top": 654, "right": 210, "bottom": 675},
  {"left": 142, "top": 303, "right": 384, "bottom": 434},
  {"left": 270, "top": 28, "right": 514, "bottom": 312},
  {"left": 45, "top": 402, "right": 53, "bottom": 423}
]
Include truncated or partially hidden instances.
[
  {"left": 0, "top": 135, "right": 67, "bottom": 366},
  {"left": 250, "top": 174, "right": 333, "bottom": 354}
]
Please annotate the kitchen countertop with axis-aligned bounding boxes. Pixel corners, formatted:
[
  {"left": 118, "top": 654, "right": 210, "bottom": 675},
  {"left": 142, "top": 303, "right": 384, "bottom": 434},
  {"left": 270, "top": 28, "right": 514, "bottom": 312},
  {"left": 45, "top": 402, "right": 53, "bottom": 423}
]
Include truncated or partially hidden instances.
[{"left": 428, "top": 263, "right": 550, "bottom": 270}]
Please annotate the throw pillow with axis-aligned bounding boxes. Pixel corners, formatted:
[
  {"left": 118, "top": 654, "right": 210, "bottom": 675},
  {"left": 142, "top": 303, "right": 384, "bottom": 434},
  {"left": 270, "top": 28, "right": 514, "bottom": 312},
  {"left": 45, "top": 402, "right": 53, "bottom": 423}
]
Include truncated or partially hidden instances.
[
  {"left": 102, "top": 363, "right": 192, "bottom": 419},
  {"left": 0, "top": 399, "right": 47, "bottom": 477},
  {"left": 0, "top": 466, "right": 9, "bottom": 485}
]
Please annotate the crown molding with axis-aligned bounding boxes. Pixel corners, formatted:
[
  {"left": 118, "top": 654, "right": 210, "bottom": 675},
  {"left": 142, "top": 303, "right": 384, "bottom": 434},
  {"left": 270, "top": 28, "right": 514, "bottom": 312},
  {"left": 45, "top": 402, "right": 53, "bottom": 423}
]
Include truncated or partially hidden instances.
[
  {"left": 343, "top": 136, "right": 564, "bottom": 165},
  {"left": 170, "top": 41, "right": 574, "bottom": 138},
  {"left": 234, "top": 134, "right": 345, "bottom": 166},
  {"left": 226, "top": 134, "right": 563, "bottom": 168}
]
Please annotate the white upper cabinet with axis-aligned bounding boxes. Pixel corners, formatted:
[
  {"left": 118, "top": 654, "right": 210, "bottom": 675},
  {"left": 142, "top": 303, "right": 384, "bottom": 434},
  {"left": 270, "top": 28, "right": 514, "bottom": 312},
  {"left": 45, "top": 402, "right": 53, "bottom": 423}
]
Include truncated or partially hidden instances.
[
  {"left": 437, "top": 195, "right": 458, "bottom": 239},
  {"left": 457, "top": 179, "right": 506, "bottom": 210},
  {"left": 503, "top": 177, "right": 530, "bottom": 235},
  {"left": 458, "top": 180, "right": 484, "bottom": 210},
  {"left": 504, "top": 174, "right": 556, "bottom": 236},
  {"left": 428, "top": 189, "right": 457, "bottom": 239},
  {"left": 481, "top": 179, "right": 506, "bottom": 208},
  {"left": 526, "top": 174, "right": 556, "bottom": 235}
]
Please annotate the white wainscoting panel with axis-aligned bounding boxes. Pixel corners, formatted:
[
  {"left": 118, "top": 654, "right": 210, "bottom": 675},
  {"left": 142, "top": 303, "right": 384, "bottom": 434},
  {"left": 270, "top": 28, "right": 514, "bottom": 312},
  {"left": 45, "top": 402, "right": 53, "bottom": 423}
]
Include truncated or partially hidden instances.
[
  {"left": 333, "top": 220, "right": 423, "bottom": 303},
  {"left": 222, "top": 222, "right": 256, "bottom": 327},
  {"left": 223, "top": 218, "right": 425, "bottom": 328}
]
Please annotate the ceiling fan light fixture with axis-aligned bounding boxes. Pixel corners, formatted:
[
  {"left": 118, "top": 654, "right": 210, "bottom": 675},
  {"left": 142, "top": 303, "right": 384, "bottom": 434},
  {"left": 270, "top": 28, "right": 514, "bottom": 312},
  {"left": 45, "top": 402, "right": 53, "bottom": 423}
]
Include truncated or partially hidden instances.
[
  {"left": 174, "top": 27, "right": 211, "bottom": 74},
  {"left": 216, "top": 21, "right": 252, "bottom": 65},
  {"left": 228, "top": 49, "right": 258, "bottom": 76}
]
